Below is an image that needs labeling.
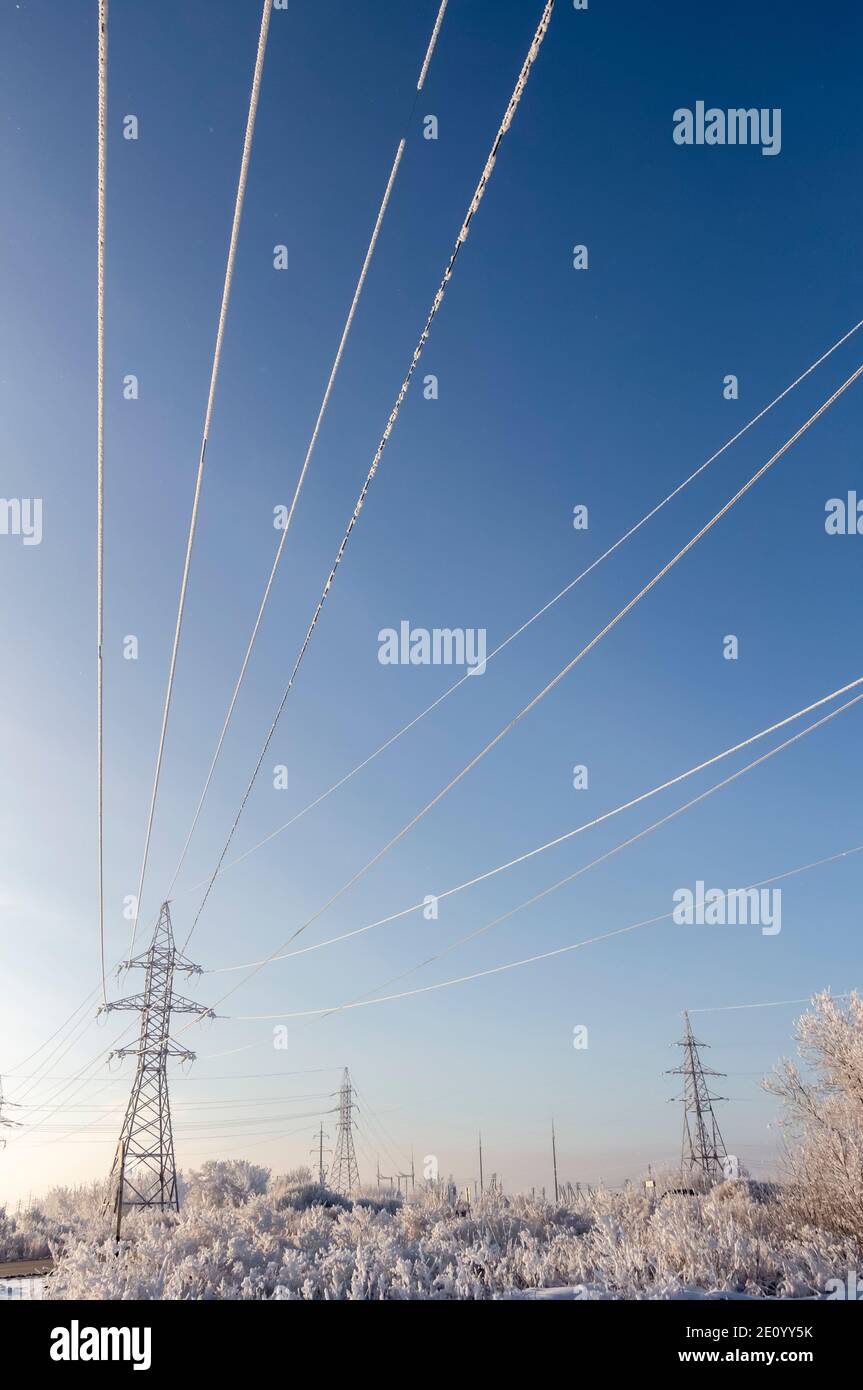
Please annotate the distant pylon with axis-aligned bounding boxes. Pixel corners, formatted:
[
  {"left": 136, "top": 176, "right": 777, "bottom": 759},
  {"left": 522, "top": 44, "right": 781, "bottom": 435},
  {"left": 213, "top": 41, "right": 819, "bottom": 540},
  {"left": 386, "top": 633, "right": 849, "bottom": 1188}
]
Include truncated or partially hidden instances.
[
  {"left": 103, "top": 902, "right": 211, "bottom": 1227},
  {"left": 667, "top": 1010, "right": 728, "bottom": 1182},
  {"left": 310, "top": 1123, "right": 330, "bottom": 1186},
  {"left": 328, "top": 1067, "right": 360, "bottom": 1196},
  {"left": 0, "top": 1076, "right": 21, "bottom": 1149}
]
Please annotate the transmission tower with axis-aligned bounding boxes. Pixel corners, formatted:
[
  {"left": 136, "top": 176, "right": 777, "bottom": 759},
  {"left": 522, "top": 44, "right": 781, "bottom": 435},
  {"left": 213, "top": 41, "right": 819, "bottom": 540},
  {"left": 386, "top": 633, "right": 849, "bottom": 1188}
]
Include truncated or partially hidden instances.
[
  {"left": 0, "top": 1076, "right": 21, "bottom": 1149},
  {"left": 310, "top": 1124, "right": 330, "bottom": 1186},
  {"left": 103, "top": 902, "right": 211, "bottom": 1227},
  {"left": 328, "top": 1067, "right": 360, "bottom": 1196},
  {"left": 667, "top": 1010, "right": 728, "bottom": 1182}
]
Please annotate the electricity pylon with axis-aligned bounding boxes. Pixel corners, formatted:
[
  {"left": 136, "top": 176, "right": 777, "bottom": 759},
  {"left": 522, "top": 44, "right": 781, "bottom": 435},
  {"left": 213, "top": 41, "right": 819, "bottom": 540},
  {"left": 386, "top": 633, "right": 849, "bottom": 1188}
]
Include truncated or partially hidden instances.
[
  {"left": 0, "top": 1076, "right": 21, "bottom": 1149},
  {"left": 667, "top": 1010, "right": 728, "bottom": 1182},
  {"left": 103, "top": 902, "right": 211, "bottom": 1228},
  {"left": 328, "top": 1067, "right": 360, "bottom": 1196},
  {"left": 310, "top": 1123, "right": 330, "bottom": 1186}
]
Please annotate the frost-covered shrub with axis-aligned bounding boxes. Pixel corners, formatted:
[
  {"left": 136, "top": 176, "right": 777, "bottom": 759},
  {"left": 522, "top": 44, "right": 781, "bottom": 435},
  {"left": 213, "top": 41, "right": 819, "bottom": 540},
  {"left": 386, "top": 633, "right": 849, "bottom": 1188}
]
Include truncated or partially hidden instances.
[
  {"left": 41, "top": 1180, "right": 857, "bottom": 1301},
  {"left": 353, "top": 1195, "right": 402, "bottom": 1216},
  {"left": 14, "top": 996, "right": 863, "bottom": 1299},
  {"left": 276, "top": 1182, "right": 351, "bottom": 1213},
  {"left": 766, "top": 991, "right": 863, "bottom": 1244},
  {"left": 0, "top": 1182, "right": 108, "bottom": 1262},
  {"left": 185, "top": 1160, "right": 270, "bottom": 1209}
]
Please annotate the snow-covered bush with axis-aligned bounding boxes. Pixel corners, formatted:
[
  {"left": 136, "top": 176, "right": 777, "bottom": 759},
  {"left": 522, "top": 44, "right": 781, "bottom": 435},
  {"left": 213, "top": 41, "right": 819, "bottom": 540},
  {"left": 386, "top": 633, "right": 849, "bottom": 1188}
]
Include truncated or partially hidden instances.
[
  {"left": 10, "top": 998, "right": 863, "bottom": 1299},
  {"left": 185, "top": 1160, "right": 270, "bottom": 1209},
  {"left": 0, "top": 1181, "right": 107, "bottom": 1262},
  {"left": 766, "top": 991, "right": 863, "bottom": 1243},
  {"left": 41, "top": 1180, "right": 858, "bottom": 1301},
  {"left": 276, "top": 1181, "right": 351, "bottom": 1213}
]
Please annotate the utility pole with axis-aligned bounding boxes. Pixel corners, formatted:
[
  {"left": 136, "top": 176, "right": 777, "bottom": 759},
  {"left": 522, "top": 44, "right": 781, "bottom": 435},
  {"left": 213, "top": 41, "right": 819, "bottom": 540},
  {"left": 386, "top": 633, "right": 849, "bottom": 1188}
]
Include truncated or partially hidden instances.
[
  {"left": 667, "top": 1010, "right": 728, "bottom": 1183},
  {"left": 328, "top": 1067, "right": 360, "bottom": 1196},
  {"left": 551, "top": 1119, "right": 559, "bottom": 1202},
  {"left": 103, "top": 902, "right": 211, "bottom": 1231},
  {"left": 478, "top": 1131, "right": 484, "bottom": 1195},
  {"left": 310, "top": 1125, "right": 330, "bottom": 1186}
]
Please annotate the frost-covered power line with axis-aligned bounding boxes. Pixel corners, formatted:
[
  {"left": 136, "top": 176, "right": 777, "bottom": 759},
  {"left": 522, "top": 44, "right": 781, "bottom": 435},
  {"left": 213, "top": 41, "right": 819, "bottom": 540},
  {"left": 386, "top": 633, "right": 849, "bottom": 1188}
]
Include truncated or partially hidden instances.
[
  {"left": 207, "top": 675, "right": 863, "bottom": 976},
  {"left": 236, "top": 700, "right": 863, "bottom": 1022},
  {"left": 182, "top": 0, "right": 557, "bottom": 951},
  {"left": 129, "top": 0, "right": 272, "bottom": 956},
  {"left": 179, "top": 313, "right": 863, "bottom": 894},
  {"left": 185, "top": 341, "right": 863, "bottom": 1017},
  {"left": 690, "top": 994, "right": 851, "bottom": 1015},
  {"left": 235, "top": 842, "right": 863, "bottom": 1023},
  {"left": 96, "top": 0, "right": 108, "bottom": 1005},
  {"left": 165, "top": 1, "right": 451, "bottom": 899}
]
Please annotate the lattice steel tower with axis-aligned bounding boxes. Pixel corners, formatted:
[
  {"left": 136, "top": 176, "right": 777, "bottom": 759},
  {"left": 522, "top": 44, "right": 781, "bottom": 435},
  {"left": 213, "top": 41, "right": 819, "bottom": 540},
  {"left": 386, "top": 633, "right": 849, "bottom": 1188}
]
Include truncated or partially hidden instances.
[
  {"left": 104, "top": 902, "right": 211, "bottom": 1222},
  {"left": 0, "top": 1076, "right": 20, "bottom": 1149},
  {"left": 667, "top": 1011, "right": 728, "bottom": 1182},
  {"left": 328, "top": 1067, "right": 360, "bottom": 1196}
]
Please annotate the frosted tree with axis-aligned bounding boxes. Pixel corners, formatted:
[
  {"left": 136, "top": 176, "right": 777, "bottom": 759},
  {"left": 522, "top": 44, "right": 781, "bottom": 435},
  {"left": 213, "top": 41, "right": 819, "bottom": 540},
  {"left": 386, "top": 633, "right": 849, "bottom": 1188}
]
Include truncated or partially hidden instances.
[{"left": 765, "top": 991, "right": 863, "bottom": 1241}]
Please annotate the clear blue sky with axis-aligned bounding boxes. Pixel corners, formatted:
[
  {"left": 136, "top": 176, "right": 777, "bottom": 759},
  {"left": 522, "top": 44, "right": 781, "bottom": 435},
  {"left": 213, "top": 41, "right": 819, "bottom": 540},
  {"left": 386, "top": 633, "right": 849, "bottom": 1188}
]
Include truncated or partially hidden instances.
[{"left": 1, "top": 0, "right": 861, "bottom": 1203}]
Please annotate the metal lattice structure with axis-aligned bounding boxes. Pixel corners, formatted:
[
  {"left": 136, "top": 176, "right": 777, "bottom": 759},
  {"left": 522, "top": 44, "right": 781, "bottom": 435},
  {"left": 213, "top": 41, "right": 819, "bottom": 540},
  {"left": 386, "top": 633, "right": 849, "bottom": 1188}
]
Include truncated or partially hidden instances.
[
  {"left": 667, "top": 1010, "right": 728, "bottom": 1182},
  {"left": 104, "top": 902, "right": 211, "bottom": 1222},
  {"left": 0, "top": 1076, "right": 21, "bottom": 1149},
  {"left": 328, "top": 1067, "right": 360, "bottom": 1196}
]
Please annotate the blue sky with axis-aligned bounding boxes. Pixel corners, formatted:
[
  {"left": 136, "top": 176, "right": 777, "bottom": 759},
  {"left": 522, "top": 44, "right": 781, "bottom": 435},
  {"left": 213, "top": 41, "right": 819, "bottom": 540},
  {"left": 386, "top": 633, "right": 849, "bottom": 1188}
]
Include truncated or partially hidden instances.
[{"left": 1, "top": 0, "right": 862, "bottom": 1203}]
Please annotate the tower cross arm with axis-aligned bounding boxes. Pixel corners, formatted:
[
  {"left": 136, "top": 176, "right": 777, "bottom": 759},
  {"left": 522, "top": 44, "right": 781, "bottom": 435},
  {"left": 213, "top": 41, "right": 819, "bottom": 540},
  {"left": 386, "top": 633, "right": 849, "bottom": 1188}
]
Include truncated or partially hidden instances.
[
  {"left": 102, "top": 994, "right": 147, "bottom": 1014},
  {"left": 109, "top": 1042, "right": 197, "bottom": 1064},
  {"left": 173, "top": 956, "right": 204, "bottom": 978},
  {"left": 170, "top": 997, "right": 215, "bottom": 1018}
]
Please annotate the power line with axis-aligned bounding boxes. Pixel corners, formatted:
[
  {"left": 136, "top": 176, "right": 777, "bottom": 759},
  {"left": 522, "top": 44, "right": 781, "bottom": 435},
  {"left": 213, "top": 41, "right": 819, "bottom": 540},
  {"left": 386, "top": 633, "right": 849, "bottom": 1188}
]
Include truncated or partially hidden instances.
[
  {"left": 173, "top": 1120, "right": 325, "bottom": 1160},
  {"left": 306, "top": 704, "right": 863, "bottom": 1021},
  {"left": 5, "top": 989, "right": 101, "bottom": 1085},
  {"left": 128, "top": 0, "right": 272, "bottom": 956},
  {"left": 7, "top": 1021, "right": 138, "bottom": 1145},
  {"left": 43, "top": 1097, "right": 128, "bottom": 1148},
  {"left": 5, "top": 1065, "right": 342, "bottom": 1085},
  {"left": 352, "top": 1082, "right": 412, "bottom": 1171},
  {"left": 235, "top": 835, "right": 863, "bottom": 1023},
  {"left": 165, "top": 1, "right": 451, "bottom": 899},
  {"left": 180, "top": 313, "right": 863, "bottom": 894},
  {"left": 190, "top": 360, "right": 863, "bottom": 1020},
  {"left": 17, "top": 1114, "right": 333, "bottom": 1151},
  {"left": 17, "top": 1090, "right": 334, "bottom": 1114},
  {"left": 6, "top": 1012, "right": 100, "bottom": 1106},
  {"left": 182, "top": 0, "right": 556, "bottom": 951},
  {"left": 416, "top": 0, "right": 449, "bottom": 92},
  {"left": 690, "top": 994, "right": 851, "bottom": 1015},
  {"left": 208, "top": 674, "right": 863, "bottom": 975},
  {"left": 5, "top": 940, "right": 153, "bottom": 1084},
  {"left": 172, "top": 1109, "right": 335, "bottom": 1134},
  {"left": 96, "top": 0, "right": 108, "bottom": 1005}
]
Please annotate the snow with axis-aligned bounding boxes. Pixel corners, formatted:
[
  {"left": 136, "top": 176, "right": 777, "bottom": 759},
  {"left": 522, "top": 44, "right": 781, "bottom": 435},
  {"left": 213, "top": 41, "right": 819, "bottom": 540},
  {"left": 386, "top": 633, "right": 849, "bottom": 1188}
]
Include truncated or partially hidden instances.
[{"left": 1, "top": 1167, "right": 857, "bottom": 1301}]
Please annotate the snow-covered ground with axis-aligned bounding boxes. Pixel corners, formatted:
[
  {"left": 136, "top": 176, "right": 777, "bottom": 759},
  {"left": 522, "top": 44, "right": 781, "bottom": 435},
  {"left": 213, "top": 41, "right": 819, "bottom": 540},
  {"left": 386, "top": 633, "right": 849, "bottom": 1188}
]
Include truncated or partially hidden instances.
[
  {"left": 0, "top": 1275, "right": 44, "bottom": 1300},
  {"left": 1, "top": 1163, "right": 858, "bottom": 1301}
]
